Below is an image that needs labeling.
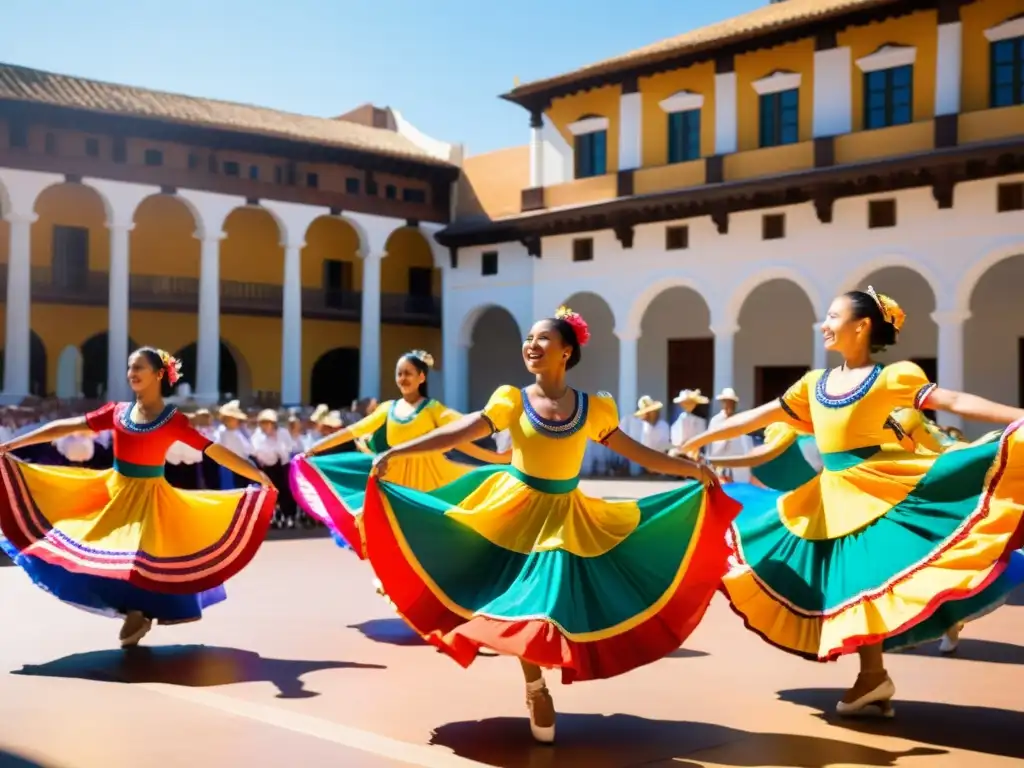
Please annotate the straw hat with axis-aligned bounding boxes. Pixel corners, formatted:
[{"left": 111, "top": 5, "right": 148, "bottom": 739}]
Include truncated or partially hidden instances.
[
  {"left": 218, "top": 400, "right": 247, "bottom": 420},
  {"left": 321, "top": 410, "right": 343, "bottom": 429},
  {"left": 672, "top": 389, "right": 710, "bottom": 406},
  {"left": 309, "top": 404, "right": 329, "bottom": 424},
  {"left": 633, "top": 395, "right": 664, "bottom": 417},
  {"left": 715, "top": 387, "right": 739, "bottom": 402},
  {"left": 257, "top": 409, "right": 279, "bottom": 424}
]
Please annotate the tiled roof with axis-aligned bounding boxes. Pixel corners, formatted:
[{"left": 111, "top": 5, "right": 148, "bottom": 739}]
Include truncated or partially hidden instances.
[
  {"left": 508, "top": 0, "right": 897, "bottom": 97},
  {"left": 0, "top": 63, "right": 453, "bottom": 166}
]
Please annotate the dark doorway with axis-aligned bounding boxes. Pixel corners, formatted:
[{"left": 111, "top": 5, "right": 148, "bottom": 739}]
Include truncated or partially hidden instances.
[
  {"left": 173, "top": 342, "right": 239, "bottom": 399},
  {"left": 756, "top": 365, "right": 809, "bottom": 407},
  {"left": 667, "top": 338, "right": 713, "bottom": 421},
  {"left": 310, "top": 348, "right": 360, "bottom": 409}
]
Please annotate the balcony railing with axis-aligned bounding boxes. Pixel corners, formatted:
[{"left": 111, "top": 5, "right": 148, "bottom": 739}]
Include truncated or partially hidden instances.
[{"left": 0, "top": 266, "right": 440, "bottom": 327}]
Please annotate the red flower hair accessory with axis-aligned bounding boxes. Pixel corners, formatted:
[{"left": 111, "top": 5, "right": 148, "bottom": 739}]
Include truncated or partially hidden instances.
[
  {"left": 157, "top": 349, "right": 183, "bottom": 386},
  {"left": 555, "top": 305, "right": 590, "bottom": 347}
]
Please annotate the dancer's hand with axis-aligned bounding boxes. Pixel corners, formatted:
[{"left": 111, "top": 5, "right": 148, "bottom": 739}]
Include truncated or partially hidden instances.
[
  {"left": 371, "top": 450, "right": 393, "bottom": 477},
  {"left": 696, "top": 461, "right": 719, "bottom": 489},
  {"left": 257, "top": 470, "right": 275, "bottom": 488}
]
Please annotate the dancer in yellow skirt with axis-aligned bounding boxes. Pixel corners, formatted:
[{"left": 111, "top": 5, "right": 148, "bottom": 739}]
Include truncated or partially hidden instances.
[
  {"left": 290, "top": 350, "right": 509, "bottom": 554},
  {"left": 680, "top": 287, "right": 1024, "bottom": 717},
  {"left": 0, "top": 348, "right": 276, "bottom": 648},
  {"left": 363, "top": 307, "right": 734, "bottom": 743}
]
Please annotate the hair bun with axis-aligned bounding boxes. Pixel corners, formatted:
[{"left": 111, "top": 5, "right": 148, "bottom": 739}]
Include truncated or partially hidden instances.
[
  {"left": 554, "top": 306, "right": 591, "bottom": 347},
  {"left": 409, "top": 350, "right": 434, "bottom": 369}
]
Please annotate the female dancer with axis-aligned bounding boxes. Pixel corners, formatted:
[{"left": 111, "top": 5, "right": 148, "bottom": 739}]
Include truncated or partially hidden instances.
[
  {"left": 290, "top": 350, "right": 510, "bottom": 554},
  {"left": 363, "top": 307, "right": 733, "bottom": 743},
  {"left": 0, "top": 348, "right": 276, "bottom": 648},
  {"left": 679, "top": 288, "right": 1024, "bottom": 717}
]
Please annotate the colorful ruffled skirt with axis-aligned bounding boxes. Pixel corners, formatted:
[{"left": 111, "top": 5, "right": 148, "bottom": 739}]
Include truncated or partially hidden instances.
[
  {"left": 362, "top": 464, "right": 739, "bottom": 683},
  {"left": 722, "top": 420, "right": 1024, "bottom": 661},
  {"left": 0, "top": 456, "right": 276, "bottom": 623},
  {"left": 290, "top": 451, "right": 472, "bottom": 556}
]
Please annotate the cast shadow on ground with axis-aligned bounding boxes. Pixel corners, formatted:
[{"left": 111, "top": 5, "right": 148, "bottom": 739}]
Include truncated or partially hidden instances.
[
  {"left": 0, "top": 750, "right": 53, "bottom": 768},
  {"left": 429, "top": 713, "right": 943, "bottom": 768},
  {"left": 348, "top": 618, "right": 498, "bottom": 656},
  {"left": 12, "top": 644, "right": 384, "bottom": 700},
  {"left": 778, "top": 688, "right": 1024, "bottom": 760},
  {"left": 899, "top": 637, "right": 1024, "bottom": 665}
]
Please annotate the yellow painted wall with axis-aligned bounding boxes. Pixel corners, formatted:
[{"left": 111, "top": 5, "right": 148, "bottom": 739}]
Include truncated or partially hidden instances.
[
  {"left": 638, "top": 61, "right": 717, "bottom": 166},
  {"left": 735, "top": 39, "right": 816, "bottom": 152},
  {"left": 302, "top": 319, "right": 361, "bottom": 400},
  {"left": 381, "top": 227, "right": 438, "bottom": 295},
  {"left": 379, "top": 325, "right": 443, "bottom": 401},
  {"left": 220, "top": 314, "right": 281, "bottom": 393},
  {"left": 961, "top": 0, "right": 1020, "bottom": 113},
  {"left": 129, "top": 310, "right": 197, "bottom": 359},
  {"left": 303, "top": 216, "right": 362, "bottom": 289},
  {"left": 130, "top": 195, "right": 200, "bottom": 277},
  {"left": 545, "top": 85, "right": 622, "bottom": 174},
  {"left": 838, "top": 9, "right": 938, "bottom": 131},
  {"left": 31, "top": 183, "right": 110, "bottom": 270},
  {"left": 221, "top": 207, "right": 284, "bottom": 285}
]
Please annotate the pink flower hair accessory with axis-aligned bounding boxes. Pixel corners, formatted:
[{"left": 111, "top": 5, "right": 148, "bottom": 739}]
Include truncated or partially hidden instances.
[
  {"left": 157, "top": 349, "right": 183, "bottom": 386},
  {"left": 555, "top": 305, "right": 591, "bottom": 347}
]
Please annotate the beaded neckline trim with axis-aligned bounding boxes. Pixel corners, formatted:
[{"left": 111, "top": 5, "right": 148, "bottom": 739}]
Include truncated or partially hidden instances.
[
  {"left": 119, "top": 402, "right": 177, "bottom": 433},
  {"left": 521, "top": 388, "right": 589, "bottom": 439},
  {"left": 815, "top": 365, "right": 882, "bottom": 409}
]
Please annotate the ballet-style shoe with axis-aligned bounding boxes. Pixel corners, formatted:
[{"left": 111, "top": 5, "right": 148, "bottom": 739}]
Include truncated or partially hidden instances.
[
  {"left": 835, "top": 675, "right": 896, "bottom": 718},
  {"left": 119, "top": 611, "right": 153, "bottom": 648},
  {"left": 939, "top": 623, "right": 964, "bottom": 654},
  {"left": 526, "top": 678, "right": 556, "bottom": 744}
]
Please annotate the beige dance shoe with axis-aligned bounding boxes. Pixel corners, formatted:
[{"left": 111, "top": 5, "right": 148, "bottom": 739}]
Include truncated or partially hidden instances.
[
  {"left": 835, "top": 673, "right": 896, "bottom": 718},
  {"left": 526, "top": 678, "right": 556, "bottom": 743},
  {"left": 119, "top": 611, "right": 153, "bottom": 648}
]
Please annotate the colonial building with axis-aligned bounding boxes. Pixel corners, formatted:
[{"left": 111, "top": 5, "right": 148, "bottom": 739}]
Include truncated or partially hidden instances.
[
  {"left": 0, "top": 64, "right": 461, "bottom": 406},
  {"left": 437, "top": 0, "right": 1024, "bottom": 435}
]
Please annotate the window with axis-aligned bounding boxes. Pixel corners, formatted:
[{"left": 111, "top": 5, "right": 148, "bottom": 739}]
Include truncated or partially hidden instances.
[
  {"left": 144, "top": 149, "right": 163, "bottom": 167},
  {"left": 762, "top": 214, "right": 785, "bottom": 240},
  {"left": 864, "top": 65, "right": 913, "bottom": 129},
  {"left": 998, "top": 182, "right": 1024, "bottom": 213},
  {"left": 285, "top": 162, "right": 297, "bottom": 185},
  {"left": 345, "top": 177, "right": 360, "bottom": 195},
  {"left": 366, "top": 177, "right": 379, "bottom": 196},
  {"left": 481, "top": 251, "right": 498, "bottom": 276},
  {"left": 991, "top": 36, "right": 1023, "bottom": 108},
  {"left": 188, "top": 152, "right": 201, "bottom": 170},
  {"left": 85, "top": 138, "right": 100, "bottom": 158},
  {"left": 223, "top": 161, "right": 240, "bottom": 177},
  {"left": 385, "top": 184, "right": 397, "bottom": 200},
  {"left": 249, "top": 165, "right": 260, "bottom": 180},
  {"left": 208, "top": 154, "right": 219, "bottom": 174},
  {"left": 572, "top": 238, "right": 594, "bottom": 262},
  {"left": 322, "top": 259, "right": 353, "bottom": 292},
  {"left": 759, "top": 89, "right": 799, "bottom": 147},
  {"left": 8, "top": 120, "right": 27, "bottom": 148},
  {"left": 274, "top": 165, "right": 283, "bottom": 184},
  {"left": 402, "top": 187, "right": 426, "bottom": 204},
  {"left": 306, "top": 172, "right": 319, "bottom": 189},
  {"left": 668, "top": 110, "right": 701, "bottom": 164},
  {"left": 666, "top": 225, "right": 689, "bottom": 251},
  {"left": 112, "top": 137, "right": 127, "bottom": 163},
  {"left": 408, "top": 267, "right": 432, "bottom": 297},
  {"left": 574, "top": 130, "right": 607, "bottom": 178},
  {"left": 868, "top": 199, "right": 897, "bottom": 228},
  {"left": 44, "top": 133, "right": 57, "bottom": 156},
  {"left": 51, "top": 225, "right": 90, "bottom": 291}
]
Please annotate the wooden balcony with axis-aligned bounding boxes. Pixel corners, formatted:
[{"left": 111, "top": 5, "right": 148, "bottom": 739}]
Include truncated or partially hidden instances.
[{"left": 0, "top": 266, "right": 441, "bottom": 327}]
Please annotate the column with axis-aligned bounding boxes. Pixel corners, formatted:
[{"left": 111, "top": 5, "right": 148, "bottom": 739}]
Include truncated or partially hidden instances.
[
  {"left": 528, "top": 111, "right": 544, "bottom": 188},
  {"left": 935, "top": 19, "right": 963, "bottom": 116},
  {"left": 710, "top": 325, "right": 737, "bottom": 402},
  {"left": 933, "top": 310, "right": 968, "bottom": 431},
  {"left": 359, "top": 251, "right": 383, "bottom": 399},
  {"left": 106, "top": 221, "right": 133, "bottom": 402},
  {"left": 618, "top": 82, "right": 642, "bottom": 170},
  {"left": 616, "top": 331, "right": 638, "bottom": 415},
  {"left": 812, "top": 322, "right": 828, "bottom": 370},
  {"left": 195, "top": 232, "right": 225, "bottom": 403},
  {"left": 714, "top": 67, "right": 737, "bottom": 155},
  {"left": 813, "top": 45, "right": 852, "bottom": 137},
  {"left": 443, "top": 339, "right": 469, "bottom": 414},
  {"left": 280, "top": 240, "right": 303, "bottom": 406},
  {"left": 2, "top": 213, "right": 36, "bottom": 402}
]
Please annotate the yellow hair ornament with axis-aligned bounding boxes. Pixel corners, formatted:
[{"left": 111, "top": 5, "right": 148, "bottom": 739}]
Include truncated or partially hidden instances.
[{"left": 866, "top": 286, "right": 906, "bottom": 333}]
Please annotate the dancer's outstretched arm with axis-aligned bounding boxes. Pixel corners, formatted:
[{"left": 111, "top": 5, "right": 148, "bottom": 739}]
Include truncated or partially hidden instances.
[
  {"left": 456, "top": 442, "right": 513, "bottom": 464},
  {"left": 373, "top": 414, "right": 492, "bottom": 474},
  {"left": 0, "top": 416, "right": 91, "bottom": 452},
  {"left": 926, "top": 389, "right": 1024, "bottom": 425},
  {"left": 707, "top": 440, "right": 789, "bottom": 469},
  {"left": 680, "top": 401, "right": 783, "bottom": 456},
  {"left": 205, "top": 443, "right": 273, "bottom": 487},
  {"left": 603, "top": 430, "right": 717, "bottom": 485}
]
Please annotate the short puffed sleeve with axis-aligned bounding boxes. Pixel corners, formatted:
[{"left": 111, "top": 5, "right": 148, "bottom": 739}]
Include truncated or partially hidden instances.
[
  {"left": 480, "top": 385, "right": 521, "bottom": 433},
  {"left": 85, "top": 402, "right": 117, "bottom": 432},
  {"left": 885, "top": 361, "right": 935, "bottom": 410},
  {"left": 778, "top": 371, "right": 817, "bottom": 423},
  {"left": 348, "top": 402, "right": 391, "bottom": 438},
  {"left": 586, "top": 392, "right": 621, "bottom": 443},
  {"left": 167, "top": 411, "right": 213, "bottom": 451},
  {"left": 762, "top": 422, "right": 801, "bottom": 452},
  {"left": 431, "top": 402, "right": 462, "bottom": 427}
]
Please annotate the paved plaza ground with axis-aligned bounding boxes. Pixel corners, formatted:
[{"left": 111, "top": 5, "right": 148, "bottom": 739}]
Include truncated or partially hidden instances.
[{"left": 1, "top": 479, "right": 1022, "bottom": 767}]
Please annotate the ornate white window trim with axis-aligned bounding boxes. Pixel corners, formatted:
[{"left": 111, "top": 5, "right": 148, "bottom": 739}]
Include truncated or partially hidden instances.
[
  {"left": 984, "top": 15, "right": 1024, "bottom": 43},
  {"left": 658, "top": 90, "right": 705, "bottom": 113},
  {"left": 567, "top": 116, "right": 609, "bottom": 136},
  {"left": 855, "top": 45, "right": 916, "bottom": 73},
  {"left": 751, "top": 71, "right": 802, "bottom": 95}
]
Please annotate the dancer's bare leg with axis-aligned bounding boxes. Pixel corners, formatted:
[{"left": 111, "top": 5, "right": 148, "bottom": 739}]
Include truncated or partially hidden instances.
[
  {"left": 836, "top": 643, "right": 895, "bottom": 717},
  {"left": 939, "top": 623, "right": 964, "bottom": 654},
  {"left": 521, "top": 660, "right": 555, "bottom": 743}
]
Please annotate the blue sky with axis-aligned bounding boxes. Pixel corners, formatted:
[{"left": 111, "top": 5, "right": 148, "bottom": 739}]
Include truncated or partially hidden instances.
[{"left": 2, "top": 0, "right": 761, "bottom": 156}]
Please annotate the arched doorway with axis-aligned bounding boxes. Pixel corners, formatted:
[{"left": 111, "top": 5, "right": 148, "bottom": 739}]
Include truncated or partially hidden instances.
[
  {"left": 309, "top": 348, "right": 360, "bottom": 408},
  {"left": 173, "top": 341, "right": 240, "bottom": 399},
  {"left": 55, "top": 345, "right": 82, "bottom": 398},
  {"left": 466, "top": 305, "right": 524, "bottom": 411},
  {"left": 0, "top": 331, "right": 48, "bottom": 397},
  {"left": 80, "top": 333, "right": 138, "bottom": 399}
]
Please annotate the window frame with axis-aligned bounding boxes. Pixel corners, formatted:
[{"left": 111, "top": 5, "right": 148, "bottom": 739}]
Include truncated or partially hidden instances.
[
  {"left": 863, "top": 64, "right": 914, "bottom": 130},
  {"left": 667, "top": 109, "right": 701, "bottom": 164},
  {"left": 990, "top": 35, "right": 1024, "bottom": 108},
  {"left": 758, "top": 88, "right": 800, "bottom": 148}
]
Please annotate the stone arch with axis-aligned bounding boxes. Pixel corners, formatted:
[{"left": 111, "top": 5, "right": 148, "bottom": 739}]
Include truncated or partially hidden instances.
[
  {"left": 838, "top": 255, "right": 943, "bottom": 301},
  {"left": 32, "top": 181, "right": 110, "bottom": 279},
  {"left": 735, "top": 278, "right": 818, "bottom": 407},
  {"left": 302, "top": 216, "right": 363, "bottom": 304},
  {"left": 637, "top": 285, "right": 713, "bottom": 421},
  {"left": 622, "top": 276, "right": 712, "bottom": 339},
  {"left": 80, "top": 332, "right": 139, "bottom": 399},
  {"left": 309, "top": 347, "right": 361, "bottom": 409},
  {"left": 562, "top": 291, "right": 618, "bottom": 399},
  {"left": 963, "top": 248, "right": 1024, "bottom": 414},
  {"left": 220, "top": 205, "right": 285, "bottom": 287},
  {"left": 55, "top": 344, "right": 82, "bottom": 399},
  {"left": 466, "top": 305, "right": 524, "bottom": 411},
  {"left": 955, "top": 239, "right": 1024, "bottom": 314},
  {"left": 382, "top": 226, "right": 439, "bottom": 305},
  {"left": 173, "top": 340, "right": 249, "bottom": 401},
  {"left": 725, "top": 267, "right": 823, "bottom": 329}
]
